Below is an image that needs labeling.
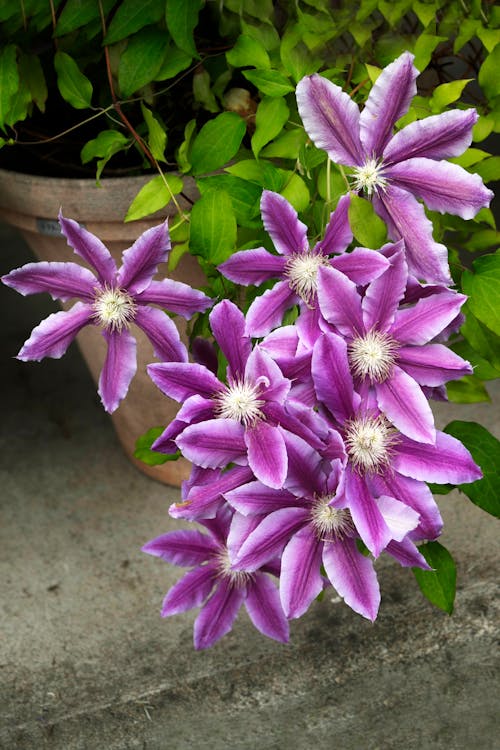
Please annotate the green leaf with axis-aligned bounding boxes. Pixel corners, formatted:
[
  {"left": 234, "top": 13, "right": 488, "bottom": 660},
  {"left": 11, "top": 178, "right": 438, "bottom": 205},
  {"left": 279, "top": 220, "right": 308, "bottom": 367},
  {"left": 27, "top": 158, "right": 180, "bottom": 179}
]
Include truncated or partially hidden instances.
[
  {"left": 444, "top": 421, "right": 500, "bottom": 517},
  {"left": 80, "top": 129, "right": 130, "bottom": 181},
  {"left": 280, "top": 172, "right": 310, "bottom": 212},
  {"left": 225, "top": 159, "right": 285, "bottom": 191},
  {"left": 0, "top": 44, "right": 19, "bottom": 129},
  {"left": 462, "top": 251, "right": 500, "bottom": 336},
  {"left": 251, "top": 96, "right": 289, "bottom": 159},
  {"left": 134, "top": 427, "right": 180, "bottom": 466},
  {"left": 241, "top": 19, "right": 280, "bottom": 51},
  {"left": 118, "top": 28, "right": 168, "bottom": 97},
  {"left": 261, "top": 128, "right": 307, "bottom": 159},
  {"left": 226, "top": 34, "right": 270, "bottom": 69},
  {"left": 141, "top": 103, "right": 167, "bottom": 162},
  {"left": 449, "top": 147, "right": 490, "bottom": 168},
  {"left": 412, "top": 0, "right": 438, "bottom": 28},
  {"left": 54, "top": 51, "right": 92, "bottom": 109},
  {"left": 412, "top": 541, "right": 456, "bottom": 614},
  {"left": 103, "top": 0, "right": 164, "bottom": 45},
  {"left": 190, "top": 112, "right": 246, "bottom": 175},
  {"left": 453, "top": 18, "right": 479, "bottom": 53},
  {"left": 280, "top": 27, "right": 321, "bottom": 82},
  {"left": 242, "top": 69, "right": 294, "bottom": 97},
  {"left": 192, "top": 67, "right": 219, "bottom": 114},
  {"left": 472, "top": 114, "right": 494, "bottom": 142},
  {"left": 365, "top": 63, "right": 382, "bottom": 84},
  {"left": 125, "top": 173, "right": 183, "bottom": 221},
  {"left": 176, "top": 118, "right": 196, "bottom": 173},
  {"left": 477, "top": 25, "right": 500, "bottom": 53},
  {"left": 18, "top": 52, "right": 47, "bottom": 113},
  {"left": 379, "top": 0, "right": 412, "bottom": 26},
  {"left": 479, "top": 43, "right": 500, "bottom": 100},
  {"left": 348, "top": 194, "right": 387, "bottom": 247},
  {"left": 461, "top": 306, "right": 500, "bottom": 371},
  {"left": 155, "top": 44, "right": 192, "bottom": 80},
  {"left": 165, "top": 0, "right": 202, "bottom": 57},
  {"left": 452, "top": 339, "right": 500, "bottom": 380},
  {"left": 55, "top": 0, "right": 100, "bottom": 36},
  {"left": 197, "top": 174, "right": 261, "bottom": 227},
  {"left": 446, "top": 375, "right": 491, "bottom": 403},
  {"left": 471, "top": 156, "right": 500, "bottom": 184},
  {"left": 413, "top": 34, "right": 446, "bottom": 72},
  {"left": 189, "top": 188, "right": 236, "bottom": 264},
  {"left": 430, "top": 79, "right": 472, "bottom": 111}
]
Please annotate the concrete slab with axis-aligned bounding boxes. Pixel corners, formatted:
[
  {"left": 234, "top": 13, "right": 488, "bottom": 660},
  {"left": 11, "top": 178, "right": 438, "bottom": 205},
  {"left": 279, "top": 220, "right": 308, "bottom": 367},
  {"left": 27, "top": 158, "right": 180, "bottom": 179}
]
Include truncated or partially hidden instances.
[{"left": 1, "top": 224, "right": 499, "bottom": 750}]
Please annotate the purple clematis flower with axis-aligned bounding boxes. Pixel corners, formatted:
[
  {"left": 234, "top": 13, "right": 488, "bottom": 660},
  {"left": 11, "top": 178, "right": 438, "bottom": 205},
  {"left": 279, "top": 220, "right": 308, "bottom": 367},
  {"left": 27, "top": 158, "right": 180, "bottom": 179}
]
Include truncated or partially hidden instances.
[
  {"left": 311, "top": 330, "right": 482, "bottom": 557},
  {"left": 142, "top": 505, "right": 289, "bottom": 650},
  {"left": 148, "top": 299, "right": 329, "bottom": 489},
  {"left": 316, "top": 243, "right": 472, "bottom": 443},
  {"left": 296, "top": 51, "right": 493, "bottom": 284},
  {"left": 2, "top": 215, "right": 212, "bottom": 412},
  {"left": 219, "top": 190, "right": 390, "bottom": 337}
]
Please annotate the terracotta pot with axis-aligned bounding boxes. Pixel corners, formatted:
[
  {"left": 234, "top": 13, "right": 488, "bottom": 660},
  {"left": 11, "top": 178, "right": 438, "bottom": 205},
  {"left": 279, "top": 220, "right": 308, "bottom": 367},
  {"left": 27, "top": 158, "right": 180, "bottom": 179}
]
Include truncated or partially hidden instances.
[{"left": 0, "top": 168, "right": 202, "bottom": 486}]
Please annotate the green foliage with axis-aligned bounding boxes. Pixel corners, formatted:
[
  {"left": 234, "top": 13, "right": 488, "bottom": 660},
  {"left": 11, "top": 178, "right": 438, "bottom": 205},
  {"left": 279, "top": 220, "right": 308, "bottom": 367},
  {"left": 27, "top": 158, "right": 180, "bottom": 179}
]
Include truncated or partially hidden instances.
[
  {"left": 462, "top": 252, "right": 500, "bottom": 337},
  {"left": 412, "top": 541, "right": 456, "bottom": 615},
  {"left": 134, "top": 427, "right": 180, "bottom": 466},
  {"left": 190, "top": 113, "right": 246, "bottom": 175},
  {"left": 80, "top": 130, "right": 130, "bottom": 183},
  {"left": 348, "top": 194, "right": 387, "bottom": 247},
  {"left": 54, "top": 51, "right": 93, "bottom": 110},
  {"left": 125, "top": 174, "right": 184, "bottom": 221},
  {"left": 444, "top": 421, "right": 500, "bottom": 518},
  {"left": 165, "top": 0, "right": 202, "bottom": 57},
  {"left": 190, "top": 188, "right": 237, "bottom": 264}
]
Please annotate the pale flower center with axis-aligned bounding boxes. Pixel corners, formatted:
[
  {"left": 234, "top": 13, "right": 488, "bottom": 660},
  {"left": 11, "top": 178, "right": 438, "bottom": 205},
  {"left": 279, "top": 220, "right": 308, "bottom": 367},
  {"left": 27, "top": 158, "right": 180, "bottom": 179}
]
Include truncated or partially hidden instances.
[
  {"left": 93, "top": 286, "right": 136, "bottom": 331},
  {"left": 215, "top": 379, "right": 265, "bottom": 427},
  {"left": 311, "top": 497, "right": 354, "bottom": 541},
  {"left": 349, "top": 330, "right": 397, "bottom": 382},
  {"left": 352, "top": 158, "right": 387, "bottom": 196},
  {"left": 344, "top": 415, "right": 397, "bottom": 474},
  {"left": 216, "top": 548, "right": 253, "bottom": 588},
  {"left": 284, "top": 252, "right": 330, "bottom": 305}
]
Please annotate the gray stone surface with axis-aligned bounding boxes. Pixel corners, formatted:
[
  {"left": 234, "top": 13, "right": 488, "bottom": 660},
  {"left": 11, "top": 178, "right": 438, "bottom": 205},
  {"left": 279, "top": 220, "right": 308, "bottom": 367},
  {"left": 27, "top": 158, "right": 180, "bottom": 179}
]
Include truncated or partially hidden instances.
[{"left": 1, "top": 224, "right": 499, "bottom": 750}]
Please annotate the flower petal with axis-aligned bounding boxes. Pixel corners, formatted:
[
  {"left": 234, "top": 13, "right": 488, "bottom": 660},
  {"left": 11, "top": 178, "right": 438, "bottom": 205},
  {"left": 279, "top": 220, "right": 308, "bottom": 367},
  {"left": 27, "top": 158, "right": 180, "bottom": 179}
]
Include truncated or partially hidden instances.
[
  {"left": 373, "top": 184, "right": 451, "bottom": 284},
  {"left": 376, "top": 366, "right": 436, "bottom": 443},
  {"left": 316, "top": 265, "right": 363, "bottom": 336},
  {"left": 234, "top": 506, "right": 310, "bottom": 571},
  {"left": 330, "top": 247, "right": 390, "bottom": 286},
  {"left": 280, "top": 525, "right": 323, "bottom": 619},
  {"left": 394, "top": 430, "right": 483, "bottom": 485},
  {"left": 360, "top": 51, "right": 417, "bottom": 157},
  {"left": 17, "top": 302, "right": 93, "bottom": 361},
  {"left": 376, "top": 495, "right": 420, "bottom": 542},
  {"left": 385, "top": 538, "right": 432, "bottom": 569},
  {"left": 361, "top": 242, "right": 407, "bottom": 332},
  {"left": 398, "top": 344, "right": 472, "bottom": 386},
  {"left": 245, "top": 573, "right": 289, "bottom": 643},
  {"left": 161, "top": 564, "right": 217, "bottom": 617},
  {"left": 176, "top": 419, "right": 247, "bottom": 468},
  {"left": 134, "top": 306, "right": 187, "bottom": 363},
  {"left": 210, "top": 300, "right": 251, "bottom": 381},
  {"left": 390, "top": 291, "right": 467, "bottom": 346},
  {"left": 218, "top": 247, "right": 286, "bottom": 285},
  {"left": 58, "top": 213, "right": 117, "bottom": 285},
  {"left": 312, "top": 331, "right": 359, "bottom": 423},
  {"left": 117, "top": 221, "right": 170, "bottom": 294},
  {"left": 317, "top": 194, "right": 352, "bottom": 255},
  {"left": 194, "top": 578, "right": 244, "bottom": 649},
  {"left": 225, "top": 480, "right": 297, "bottom": 516},
  {"left": 386, "top": 157, "right": 493, "bottom": 219},
  {"left": 246, "top": 281, "right": 298, "bottom": 338},
  {"left": 2, "top": 261, "right": 97, "bottom": 302},
  {"left": 368, "top": 471, "right": 442, "bottom": 541},
  {"left": 344, "top": 470, "right": 391, "bottom": 558},
  {"left": 296, "top": 74, "right": 364, "bottom": 166},
  {"left": 322, "top": 537, "right": 380, "bottom": 621},
  {"left": 245, "top": 421, "right": 288, "bottom": 489},
  {"left": 136, "top": 278, "right": 212, "bottom": 319},
  {"left": 383, "top": 109, "right": 478, "bottom": 163},
  {"left": 142, "top": 529, "right": 219, "bottom": 566},
  {"left": 98, "top": 328, "right": 137, "bottom": 413},
  {"left": 261, "top": 190, "right": 309, "bottom": 256},
  {"left": 147, "top": 361, "right": 222, "bottom": 402}
]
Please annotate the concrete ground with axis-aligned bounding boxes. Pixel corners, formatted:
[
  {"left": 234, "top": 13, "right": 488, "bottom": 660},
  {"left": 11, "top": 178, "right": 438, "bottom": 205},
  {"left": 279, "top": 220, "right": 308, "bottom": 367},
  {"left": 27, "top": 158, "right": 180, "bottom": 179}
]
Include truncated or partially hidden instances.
[{"left": 1, "top": 223, "right": 499, "bottom": 750}]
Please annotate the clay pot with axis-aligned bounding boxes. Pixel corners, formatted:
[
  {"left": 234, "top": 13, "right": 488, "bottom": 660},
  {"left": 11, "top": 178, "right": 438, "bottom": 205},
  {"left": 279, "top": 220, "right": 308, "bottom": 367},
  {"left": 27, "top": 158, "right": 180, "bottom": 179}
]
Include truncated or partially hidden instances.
[{"left": 0, "top": 168, "right": 202, "bottom": 486}]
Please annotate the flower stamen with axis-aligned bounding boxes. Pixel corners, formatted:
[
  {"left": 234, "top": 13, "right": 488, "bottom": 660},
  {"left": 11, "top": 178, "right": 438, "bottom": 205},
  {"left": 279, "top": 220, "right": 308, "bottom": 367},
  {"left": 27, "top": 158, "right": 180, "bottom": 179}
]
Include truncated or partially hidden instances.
[
  {"left": 311, "top": 496, "right": 354, "bottom": 542},
  {"left": 344, "top": 414, "right": 398, "bottom": 474},
  {"left": 214, "top": 379, "right": 265, "bottom": 427},
  {"left": 348, "top": 330, "right": 397, "bottom": 382},
  {"left": 284, "top": 251, "right": 330, "bottom": 305},
  {"left": 352, "top": 158, "right": 387, "bottom": 196},
  {"left": 93, "top": 286, "right": 136, "bottom": 331},
  {"left": 216, "top": 548, "right": 253, "bottom": 588}
]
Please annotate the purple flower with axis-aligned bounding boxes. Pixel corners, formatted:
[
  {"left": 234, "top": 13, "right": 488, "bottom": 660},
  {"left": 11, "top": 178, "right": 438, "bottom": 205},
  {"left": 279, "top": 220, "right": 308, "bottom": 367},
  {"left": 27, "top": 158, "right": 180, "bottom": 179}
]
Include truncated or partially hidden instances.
[
  {"left": 219, "top": 190, "right": 389, "bottom": 336},
  {"left": 148, "top": 299, "right": 328, "bottom": 489},
  {"left": 296, "top": 52, "right": 493, "bottom": 284},
  {"left": 2, "top": 215, "right": 212, "bottom": 412},
  {"left": 311, "top": 330, "right": 482, "bottom": 556},
  {"left": 142, "top": 506, "right": 289, "bottom": 649},
  {"left": 316, "top": 243, "right": 472, "bottom": 443}
]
